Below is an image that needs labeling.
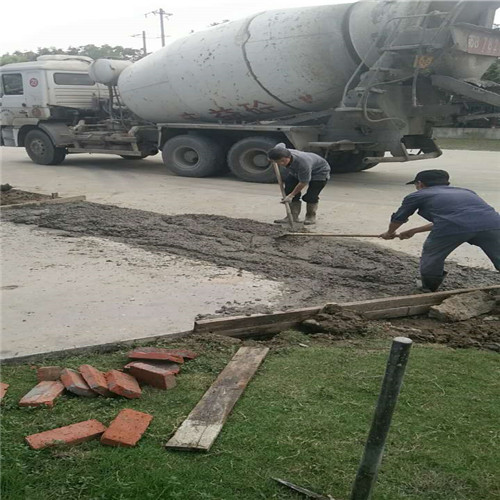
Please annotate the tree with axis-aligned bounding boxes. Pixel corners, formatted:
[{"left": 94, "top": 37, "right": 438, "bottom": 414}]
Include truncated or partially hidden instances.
[
  {"left": 0, "top": 45, "right": 143, "bottom": 66},
  {"left": 483, "top": 59, "right": 500, "bottom": 84}
]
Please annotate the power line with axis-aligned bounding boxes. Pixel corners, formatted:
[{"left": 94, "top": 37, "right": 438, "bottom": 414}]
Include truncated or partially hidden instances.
[{"left": 145, "top": 9, "right": 173, "bottom": 47}]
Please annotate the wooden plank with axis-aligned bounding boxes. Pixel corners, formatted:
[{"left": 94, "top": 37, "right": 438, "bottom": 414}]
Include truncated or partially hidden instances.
[
  {"left": 339, "top": 285, "right": 500, "bottom": 313},
  {"left": 165, "top": 346, "right": 269, "bottom": 451},
  {"left": 0, "top": 195, "right": 86, "bottom": 210},
  {"left": 281, "top": 233, "right": 381, "bottom": 238},
  {"left": 362, "top": 304, "right": 434, "bottom": 320},
  {"left": 200, "top": 321, "right": 306, "bottom": 339},
  {"left": 193, "top": 307, "right": 321, "bottom": 334}
]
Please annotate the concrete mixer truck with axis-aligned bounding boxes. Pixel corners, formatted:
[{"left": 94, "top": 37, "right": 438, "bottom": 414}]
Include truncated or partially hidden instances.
[{"left": 1, "top": 1, "right": 500, "bottom": 182}]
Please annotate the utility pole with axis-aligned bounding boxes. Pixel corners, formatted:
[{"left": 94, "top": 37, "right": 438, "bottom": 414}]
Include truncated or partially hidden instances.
[
  {"left": 131, "top": 31, "right": 147, "bottom": 56},
  {"left": 145, "top": 9, "right": 173, "bottom": 47}
]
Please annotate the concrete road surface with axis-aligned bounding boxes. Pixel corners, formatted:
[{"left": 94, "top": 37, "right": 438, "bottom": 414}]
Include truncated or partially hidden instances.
[
  {"left": 1, "top": 147, "right": 499, "bottom": 358},
  {"left": 2, "top": 147, "right": 499, "bottom": 267}
]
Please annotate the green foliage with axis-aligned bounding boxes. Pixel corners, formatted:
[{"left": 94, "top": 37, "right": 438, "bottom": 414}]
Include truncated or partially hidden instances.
[
  {"left": 483, "top": 59, "right": 500, "bottom": 83},
  {"left": 1, "top": 339, "right": 499, "bottom": 500},
  {"left": 0, "top": 45, "right": 143, "bottom": 66}
]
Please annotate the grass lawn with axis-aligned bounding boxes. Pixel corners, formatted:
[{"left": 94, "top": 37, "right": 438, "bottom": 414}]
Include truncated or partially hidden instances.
[
  {"left": 435, "top": 138, "right": 500, "bottom": 151},
  {"left": 1, "top": 334, "right": 499, "bottom": 500}
]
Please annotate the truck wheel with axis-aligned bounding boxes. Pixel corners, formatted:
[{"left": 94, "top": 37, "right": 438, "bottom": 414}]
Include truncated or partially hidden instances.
[
  {"left": 162, "top": 135, "right": 225, "bottom": 177},
  {"left": 328, "top": 151, "right": 380, "bottom": 174},
  {"left": 25, "top": 130, "right": 66, "bottom": 165},
  {"left": 227, "top": 136, "right": 279, "bottom": 183}
]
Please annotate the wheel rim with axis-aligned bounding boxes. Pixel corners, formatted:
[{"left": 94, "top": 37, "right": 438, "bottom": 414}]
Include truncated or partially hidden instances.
[
  {"left": 173, "top": 146, "right": 199, "bottom": 169},
  {"left": 31, "top": 138, "right": 47, "bottom": 159},
  {"left": 240, "top": 149, "right": 270, "bottom": 174}
]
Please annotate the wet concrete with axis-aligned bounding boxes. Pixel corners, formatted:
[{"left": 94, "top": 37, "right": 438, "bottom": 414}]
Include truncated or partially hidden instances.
[{"left": 3, "top": 201, "right": 498, "bottom": 310}]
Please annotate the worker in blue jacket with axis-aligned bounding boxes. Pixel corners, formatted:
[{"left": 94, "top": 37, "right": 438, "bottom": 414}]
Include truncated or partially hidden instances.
[{"left": 380, "top": 169, "right": 500, "bottom": 292}]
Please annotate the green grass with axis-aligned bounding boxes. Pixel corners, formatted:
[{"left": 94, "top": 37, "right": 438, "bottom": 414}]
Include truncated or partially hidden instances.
[
  {"left": 435, "top": 138, "right": 500, "bottom": 151},
  {"left": 1, "top": 337, "right": 499, "bottom": 500}
]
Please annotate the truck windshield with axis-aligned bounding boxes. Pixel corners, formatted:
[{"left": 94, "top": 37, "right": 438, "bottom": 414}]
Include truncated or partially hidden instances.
[
  {"left": 53, "top": 73, "right": 95, "bottom": 86},
  {"left": 1, "top": 74, "right": 23, "bottom": 95}
]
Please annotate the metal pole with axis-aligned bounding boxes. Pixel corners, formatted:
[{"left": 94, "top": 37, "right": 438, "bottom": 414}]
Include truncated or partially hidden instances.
[
  {"left": 159, "top": 8, "right": 166, "bottom": 47},
  {"left": 142, "top": 31, "right": 147, "bottom": 56},
  {"left": 350, "top": 337, "right": 413, "bottom": 500}
]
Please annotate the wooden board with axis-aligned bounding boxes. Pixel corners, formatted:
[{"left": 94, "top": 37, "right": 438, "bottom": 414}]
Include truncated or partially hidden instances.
[
  {"left": 165, "top": 346, "right": 269, "bottom": 451},
  {"left": 194, "top": 307, "right": 321, "bottom": 338},
  {"left": 362, "top": 304, "right": 435, "bottom": 320},
  {"left": 339, "top": 285, "right": 500, "bottom": 313},
  {"left": 1, "top": 195, "right": 86, "bottom": 210}
]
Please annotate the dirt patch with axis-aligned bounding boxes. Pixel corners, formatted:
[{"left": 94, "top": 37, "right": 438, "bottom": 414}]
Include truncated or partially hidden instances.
[
  {"left": 0, "top": 188, "right": 51, "bottom": 206},
  {"left": 2, "top": 200, "right": 498, "bottom": 313}
]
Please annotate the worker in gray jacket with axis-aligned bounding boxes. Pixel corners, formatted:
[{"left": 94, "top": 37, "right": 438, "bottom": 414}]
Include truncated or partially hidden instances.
[
  {"left": 380, "top": 169, "right": 500, "bottom": 292},
  {"left": 268, "top": 143, "right": 331, "bottom": 225}
]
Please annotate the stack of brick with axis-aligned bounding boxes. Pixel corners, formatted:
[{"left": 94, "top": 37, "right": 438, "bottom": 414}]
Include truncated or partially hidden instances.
[
  {"left": 19, "top": 365, "right": 143, "bottom": 406},
  {"left": 124, "top": 347, "right": 198, "bottom": 390},
  {"left": 18, "top": 345, "right": 199, "bottom": 451},
  {"left": 18, "top": 347, "right": 198, "bottom": 407},
  {"left": 25, "top": 409, "right": 153, "bottom": 449}
]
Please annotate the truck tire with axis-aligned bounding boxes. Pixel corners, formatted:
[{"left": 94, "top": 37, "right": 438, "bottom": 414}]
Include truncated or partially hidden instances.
[
  {"left": 162, "top": 135, "right": 225, "bottom": 177},
  {"left": 227, "top": 136, "right": 279, "bottom": 183},
  {"left": 25, "top": 130, "right": 66, "bottom": 165},
  {"left": 328, "top": 151, "right": 380, "bottom": 174}
]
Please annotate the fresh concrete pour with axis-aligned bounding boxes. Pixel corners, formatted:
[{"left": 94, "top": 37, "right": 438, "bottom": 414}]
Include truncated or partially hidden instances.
[
  {"left": 2, "top": 201, "right": 498, "bottom": 359},
  {"left": 1, "top": 222, "right": 282, "bottom": 359}
]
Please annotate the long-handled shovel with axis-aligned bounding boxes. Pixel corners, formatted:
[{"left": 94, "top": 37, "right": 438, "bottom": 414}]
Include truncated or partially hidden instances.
[
  {"left": 277, "top": 232, "right": 381, "bottom": 239},
  {"left": 272, "top": 161, "right": 298, "bottom": 232}
]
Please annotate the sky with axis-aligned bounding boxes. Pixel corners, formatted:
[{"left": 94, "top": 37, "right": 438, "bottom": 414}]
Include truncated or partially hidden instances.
[
  {"left": 2, "top": 0, "right": 499, "bottom": 56},
  {"left": 1, "top": 0, "right": 351, "bottom": 55}
]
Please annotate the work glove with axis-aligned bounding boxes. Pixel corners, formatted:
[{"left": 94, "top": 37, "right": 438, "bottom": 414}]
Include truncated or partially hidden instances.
[{"left": 281, "top": 194, "right": 294, "bottom": 204}]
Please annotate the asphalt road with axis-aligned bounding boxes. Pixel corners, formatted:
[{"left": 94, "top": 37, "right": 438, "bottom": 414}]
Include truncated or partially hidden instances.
[{"left": 2, "top": 146, "right": 499, "bottom": 267}]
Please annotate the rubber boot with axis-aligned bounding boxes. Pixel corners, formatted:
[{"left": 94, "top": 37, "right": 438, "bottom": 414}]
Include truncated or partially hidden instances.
[
  {"left": 274, "top": 201, "right": 301, "bottom": 223},
  {"left": 418, "top": 271, "right": 448, "bottom": 292},
  {"left": 304, "top": 203, "right": 318, "bottom": 225}
]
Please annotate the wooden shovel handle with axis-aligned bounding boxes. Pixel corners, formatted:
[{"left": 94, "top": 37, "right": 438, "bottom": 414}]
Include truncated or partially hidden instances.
[{"left": 272, "top": 161, "right": 295, "bottom": 230}]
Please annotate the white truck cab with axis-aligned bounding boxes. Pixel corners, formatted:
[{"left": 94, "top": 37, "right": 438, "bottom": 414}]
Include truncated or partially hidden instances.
[{"left": 0, "top": 55, "right": 112, "bottom": 164}]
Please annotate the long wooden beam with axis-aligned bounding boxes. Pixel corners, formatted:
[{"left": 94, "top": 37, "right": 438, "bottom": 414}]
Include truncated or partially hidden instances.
[
  {"left": 165, "top": 346, "right": 269, "bottom": 451},
  {"left": 193, "top": 307, "right": 321, "bottom": 337},
  {"left": 340, "top": 285, "right": 500, "bottom": 314}
]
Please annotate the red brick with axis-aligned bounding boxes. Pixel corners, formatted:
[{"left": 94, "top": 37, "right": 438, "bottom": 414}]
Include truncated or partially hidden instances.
[
  {"left": 26, "top": 419, "right": 106, "bottom": 450},
  {"left": 79, "top": 365, "right": 113, "bottom": 397},
  {"left": 36, "top": 366, "right": 62, "bottom": 382},
  {"left": 163, "top": 349, "right": 198, "bottom": 360},
  {"left": 124, "top": 360, "right": 180, "bottom": 374},
  {"left": 127, "top": 347, "right": 184, "bottom": 364},
  {"left": 101, "top": 409, "right": 153, "bottom": 447},
  {"left": 124, "top": 361, "right": 177, "bottom": 390},
  {"left": 105, "top": 370, "right": 141, "bottom": 399},
  {"left": 19, "top": 381, "right": 65, "bottom": 407},
  {"left": 60, "top": 368, "right": 97, "bottom": 397},
  {"left": 0, "top": 383, "right": 9, "bottom": 401}
]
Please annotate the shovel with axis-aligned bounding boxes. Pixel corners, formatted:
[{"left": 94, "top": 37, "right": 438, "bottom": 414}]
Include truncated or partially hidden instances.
[
  {"left": 272, "top": 161, "right": 299, "bottom": 232},
  {"left": 277, "top": 232, "right": 381, "bottom": 239}
]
